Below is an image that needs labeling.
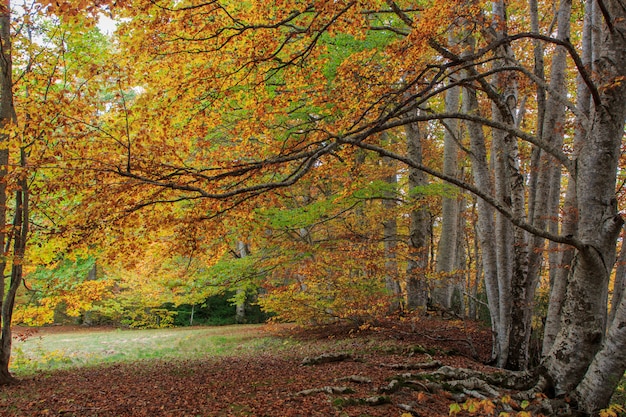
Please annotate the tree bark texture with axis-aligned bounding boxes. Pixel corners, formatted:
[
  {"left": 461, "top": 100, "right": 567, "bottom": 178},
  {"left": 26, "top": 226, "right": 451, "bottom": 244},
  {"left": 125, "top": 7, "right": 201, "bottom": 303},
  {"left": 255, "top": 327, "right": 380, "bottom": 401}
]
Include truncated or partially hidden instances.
[
  {"left": 382, "top": 152, "right": 402, "bottom": 311},
  {"left": 542, "top": 0, "right": 626, "bottom": 405},
  {"left": 405, "top": 119, "right": 430, "bottom": 310},
  {"left": 463, "top": 80, "right": 505, "bottom": 365},
  {"left": 542, "top": 0, "right": 595, "bottom": 356},
  {"left": 433, "top": 83, "right": 460, "bottom": 311},
  {"left": 0, "top": 0, "right": 16, "bottom": 386},
  {"left": 489, "top": 0, "right": 533, "bottom": 371},
  {"left": 608, "top": 228, "right": 626, "bottom": 326},
  {"left": 523, "top": 0, "right": 570, "bottom": 369}
]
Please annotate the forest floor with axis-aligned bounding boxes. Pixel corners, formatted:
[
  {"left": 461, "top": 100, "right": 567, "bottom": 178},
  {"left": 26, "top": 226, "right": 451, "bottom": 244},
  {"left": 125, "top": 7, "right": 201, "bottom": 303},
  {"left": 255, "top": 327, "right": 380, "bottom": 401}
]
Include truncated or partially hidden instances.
[{"left": 0, "top": 315, "right": 548, "bottom": 416}]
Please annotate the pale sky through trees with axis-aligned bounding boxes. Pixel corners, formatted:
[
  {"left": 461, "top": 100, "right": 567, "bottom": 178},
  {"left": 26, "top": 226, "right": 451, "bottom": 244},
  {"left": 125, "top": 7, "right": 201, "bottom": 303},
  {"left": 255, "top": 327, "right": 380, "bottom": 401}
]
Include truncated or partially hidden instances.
[{"left": 97, "top": 13, "right": 116, "bottom": 35}]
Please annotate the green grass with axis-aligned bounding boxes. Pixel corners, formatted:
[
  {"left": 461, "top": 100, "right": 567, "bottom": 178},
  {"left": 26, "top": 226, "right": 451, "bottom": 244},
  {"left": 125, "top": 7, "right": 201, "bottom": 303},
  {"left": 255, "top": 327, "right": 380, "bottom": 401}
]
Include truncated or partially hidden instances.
[{"left": 10, "top": 324, "right": 286, "bottom": 375}]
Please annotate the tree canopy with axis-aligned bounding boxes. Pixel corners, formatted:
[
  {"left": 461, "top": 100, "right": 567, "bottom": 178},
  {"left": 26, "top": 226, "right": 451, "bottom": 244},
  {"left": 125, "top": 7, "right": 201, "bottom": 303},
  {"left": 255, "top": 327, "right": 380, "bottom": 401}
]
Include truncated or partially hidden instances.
[{"left": 0, "top": 0, "right": 625, "bottom": 414}]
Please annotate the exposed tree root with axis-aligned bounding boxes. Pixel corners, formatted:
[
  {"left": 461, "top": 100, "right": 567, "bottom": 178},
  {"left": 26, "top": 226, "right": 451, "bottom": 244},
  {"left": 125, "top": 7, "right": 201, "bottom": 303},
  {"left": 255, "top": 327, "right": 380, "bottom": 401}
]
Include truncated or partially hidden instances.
[
  {"left": 297, "top": 352, "right": 584, "bottom": 416},
  {"left": 335, "top": 374, "right": 372, "bottom": 384},
  {"left": 443, "top": 376, "right": 501, "bottom": 398},
  {"left": 430, "top": 365, "right": 536, "bottom": 390},
  {"left": 381, "top": 360, "right": 442, "bottom": 370},
  {"left": 514, "top": 374, "right": 549, "bottom": 401},
  {"left": 301, "top": 352, "right": 352, "bottom": 365},
  {"left": 296, "top": 385, "right": 354, "bottom": 396}
]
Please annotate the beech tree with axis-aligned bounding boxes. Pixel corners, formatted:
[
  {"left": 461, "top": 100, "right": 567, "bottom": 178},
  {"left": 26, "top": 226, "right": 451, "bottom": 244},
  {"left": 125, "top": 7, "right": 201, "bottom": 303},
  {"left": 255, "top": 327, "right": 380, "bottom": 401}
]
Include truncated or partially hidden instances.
[{"left": 18, "top": 0, "right": 626, "bottom": 412}]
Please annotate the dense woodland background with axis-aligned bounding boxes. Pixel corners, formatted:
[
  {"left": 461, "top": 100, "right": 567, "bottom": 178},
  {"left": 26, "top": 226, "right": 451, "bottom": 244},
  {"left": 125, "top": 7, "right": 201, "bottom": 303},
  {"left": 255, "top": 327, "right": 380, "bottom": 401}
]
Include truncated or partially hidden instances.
[{"left": 0, "top": 0, "right": 625, "bottom": 414}]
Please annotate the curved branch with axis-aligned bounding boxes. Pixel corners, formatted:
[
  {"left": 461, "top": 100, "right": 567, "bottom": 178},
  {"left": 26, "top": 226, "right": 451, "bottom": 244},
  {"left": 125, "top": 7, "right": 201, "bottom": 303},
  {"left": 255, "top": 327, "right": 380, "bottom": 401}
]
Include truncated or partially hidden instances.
[
  {"left": 380, "top": 111, "right": 573, "bottom": 172},
  {"left": 339, "top": 136, "right": 582, "bottom": 249},
  {"left": 110, "top": 141, "right": 339, "bottom": 200},
  {"left": 477, "top": 33, "right": 601, "bottom": 107}
]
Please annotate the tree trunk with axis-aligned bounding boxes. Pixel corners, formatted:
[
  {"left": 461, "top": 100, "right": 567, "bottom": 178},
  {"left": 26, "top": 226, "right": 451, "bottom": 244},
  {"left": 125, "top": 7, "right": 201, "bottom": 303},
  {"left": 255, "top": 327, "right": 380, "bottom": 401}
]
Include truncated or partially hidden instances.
[
  {"left": 523, "top": 0, "right": 570, "bottom": 368},
  {"left": 498, "top": 106, "right": 531, "bottom": 371},
  {"left": 382, "top": 154, "right": 401, "bottom": 311},
  {"left": 542, "top": 0, "right": 626, "bottom": 402},
  {"left": 575, "top": 270, "right": 626, "bottom": 412},
  {"left": 543, "top": 0, "right": 595, "bottom": 355},
  {"left": 433, "top": 82, "right": 460, "bottom": 311},
  {"left": 608, "top": 227, "right": 626, "bottom": 326},
  {"left": 0, "top": 0, "right": 16, "bottom": 386},
  {"left": 405, "top": 117, "right": 430, "bottom": 310},
  {"left": 487, "top": 0, "right": 536, "bottom": 371},
  {"left": 463, "top": 78, "right": 504, "bottom": 365},
  {"left": 235, "top": 240, "right": 249, "bottom": 323},
  {"left": 468, "top": 201, "right": 481, "bottom": 321}
]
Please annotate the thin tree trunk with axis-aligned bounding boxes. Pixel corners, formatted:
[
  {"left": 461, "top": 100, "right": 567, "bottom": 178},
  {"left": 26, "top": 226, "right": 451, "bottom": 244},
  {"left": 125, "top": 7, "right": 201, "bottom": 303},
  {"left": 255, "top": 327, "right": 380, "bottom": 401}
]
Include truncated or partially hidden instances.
[
  {"left": 433, "top": 82, "right": 460, "bottom": 311},
  {"left": 609, "top": 228, "right": 626, "bottom": 326},
  {"left": 463, "top": 75, "right": 503, "bottom": 364},
  {"left": 523, "top": 0, "right": 570, "bottom": 368},
  {"left": 405, "top": 117, "right": 430, "bottom": 310},
  {"left": 488, "top": 0, "right": 534, "bottom": 371},
  {"left": 469, "top": 201, "right": 482, "bottom": 321},
  {"left": 526, "top": 0, "right": 545, "bottom": 226},
  {"left": 0, "top": 0, "right": 16, "bottom": 385},
  {"left": 0, "top": 149, "right": 27, "bottom": 384},
  {"left": 382, "top": 149, "right": 401, "bottom": 311},
  {"left": 235, "top": 240, "right": 249, "bottom": 323},
  {"left": 542, "top": 0, "right": 593, "bottom": 356},
  {"left": 485, "top": 1, "right": 517, "bottom": 367}
]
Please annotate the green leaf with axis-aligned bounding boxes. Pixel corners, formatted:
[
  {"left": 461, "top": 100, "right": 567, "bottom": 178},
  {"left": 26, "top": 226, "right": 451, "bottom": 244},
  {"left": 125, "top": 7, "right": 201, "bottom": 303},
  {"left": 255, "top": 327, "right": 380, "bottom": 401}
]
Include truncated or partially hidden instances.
[{"left": 449, "top": 403, "right": 462, "bottom": 415}]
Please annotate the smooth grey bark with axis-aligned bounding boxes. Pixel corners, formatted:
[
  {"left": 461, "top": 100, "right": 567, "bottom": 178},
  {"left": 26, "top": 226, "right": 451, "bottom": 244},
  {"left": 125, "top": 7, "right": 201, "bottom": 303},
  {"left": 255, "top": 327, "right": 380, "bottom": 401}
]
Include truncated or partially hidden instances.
[
  {"left": 498, "top": 92, "right": 531, "bottom": 371},
  {"left": 463, "top": 80, "right": 505, "bottom": 365},
  {"left": 453, "top": 195, "right": 467, "bottom": 314},
  {"left": 467, "top": 203, "right": 481, "bottom": 321},
  {"left": 524, "top": 0, "right": 570, "bottom": 367},
  {"left": 235, "top": 240, "right": 249, "bottom": 323},
  {"left": 608, "top": 227, "right": 626, "bottom": 326},
  {"left": 541, "top": 181, "right": 576, "bottom": 355},
  {"left": 576, "top": 265, "right": 626, "bottom": 412},
  {"left": 373, "top": 0, "right": 625, "bottom": 409},
  {"left": 405, "top": 118, "right": 430, "bottom": 310},
  {"left": 489, "top": 0, "right": 533, "bottom": 371},
  {"left": 529, "top": 0, "right": 572, "bottom": 276},
  {"left": 526, "top": 0, "right": 545, "bottom": 226},
  {"left": 490, "top": 116, "right": 514, "bottom": 362},
  {"left": 433, "top": 82, "right": 460, "bottom": 311},
  {"left": 382, "top": 151, "right": 402, "bottom": 311},
  {"left": 542, "top": 0, "right": 594, "bottom": 356},
  {"left": 189, "top": 303, "right": 195, "bottom": 326},
  {"left": 542, "top": 0, "right": 626, "bottom": 404},
  {"left": 486, "top": 0, "right": 519, "bottom": 370}
]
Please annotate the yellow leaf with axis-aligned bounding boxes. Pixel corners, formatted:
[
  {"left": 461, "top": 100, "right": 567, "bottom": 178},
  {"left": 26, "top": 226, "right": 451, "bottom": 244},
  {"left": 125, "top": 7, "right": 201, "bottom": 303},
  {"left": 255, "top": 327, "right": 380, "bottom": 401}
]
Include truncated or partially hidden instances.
[{"left": 449, "top": 403, "right": 462, "bottom": 416}]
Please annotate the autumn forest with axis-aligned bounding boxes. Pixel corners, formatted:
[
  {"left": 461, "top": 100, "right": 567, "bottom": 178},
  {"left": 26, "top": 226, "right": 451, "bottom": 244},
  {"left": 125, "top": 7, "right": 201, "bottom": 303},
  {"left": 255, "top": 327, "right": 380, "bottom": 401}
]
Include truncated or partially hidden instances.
[{"left": 0, "top": 0, "right": 625, "bottom": 415}]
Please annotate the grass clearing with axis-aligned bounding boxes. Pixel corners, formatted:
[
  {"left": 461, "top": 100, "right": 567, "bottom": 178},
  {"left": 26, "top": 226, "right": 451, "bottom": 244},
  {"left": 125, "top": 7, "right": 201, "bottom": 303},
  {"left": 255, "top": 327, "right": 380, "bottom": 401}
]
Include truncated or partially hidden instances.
[{"left": 10, "top": 324, "right": 287, "bottom": 375}]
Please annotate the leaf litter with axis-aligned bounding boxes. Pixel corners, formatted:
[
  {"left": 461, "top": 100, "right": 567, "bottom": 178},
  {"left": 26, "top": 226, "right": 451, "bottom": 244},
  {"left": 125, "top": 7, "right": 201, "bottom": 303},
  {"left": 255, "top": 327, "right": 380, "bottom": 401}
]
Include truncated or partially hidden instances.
[{"left": 1, "top": 316, "right": 495, "bottom": 416}]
